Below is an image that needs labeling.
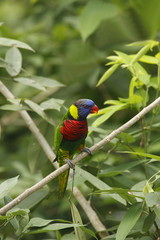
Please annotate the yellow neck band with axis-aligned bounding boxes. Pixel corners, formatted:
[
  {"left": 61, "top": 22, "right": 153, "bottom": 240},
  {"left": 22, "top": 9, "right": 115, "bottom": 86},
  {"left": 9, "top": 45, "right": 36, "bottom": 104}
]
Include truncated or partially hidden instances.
[{"left": 70, "top": 104, "right": 78, "bottom": 119}]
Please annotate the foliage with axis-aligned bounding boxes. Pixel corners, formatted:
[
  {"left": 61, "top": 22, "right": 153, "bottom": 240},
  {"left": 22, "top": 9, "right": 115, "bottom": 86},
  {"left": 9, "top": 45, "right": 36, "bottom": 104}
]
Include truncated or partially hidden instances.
[{"left": 1, "top": 0, "right": 160, "bottom": 239}]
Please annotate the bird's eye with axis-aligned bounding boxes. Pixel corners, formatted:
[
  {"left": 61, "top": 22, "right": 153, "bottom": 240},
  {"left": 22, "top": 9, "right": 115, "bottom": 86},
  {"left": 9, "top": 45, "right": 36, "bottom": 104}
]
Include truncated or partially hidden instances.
[{"left": 84, "top": 105, "right": 89, "bottom": 109}]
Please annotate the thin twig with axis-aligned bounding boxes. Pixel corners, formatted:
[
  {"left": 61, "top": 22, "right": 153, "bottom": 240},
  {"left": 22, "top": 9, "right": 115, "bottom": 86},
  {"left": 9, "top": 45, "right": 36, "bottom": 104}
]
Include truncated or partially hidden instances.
[
  {"left": 0, "top": 81, "right": 56, "bottom": 164},
  {"left": 1, "top": 81, "right": 160, "bottom": 234}
]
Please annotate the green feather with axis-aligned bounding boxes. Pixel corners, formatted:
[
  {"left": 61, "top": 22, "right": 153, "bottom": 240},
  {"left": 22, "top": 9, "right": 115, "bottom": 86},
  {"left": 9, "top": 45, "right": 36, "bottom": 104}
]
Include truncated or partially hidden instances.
[
  {"left": 54, "top": 109, "right": 70, "bottom": 155},
  {"left": 58, "top": 148, "right": 70, "bottom": 199},
  {"left": 54, "top": 107, "right": 86, "bottom": 198}
]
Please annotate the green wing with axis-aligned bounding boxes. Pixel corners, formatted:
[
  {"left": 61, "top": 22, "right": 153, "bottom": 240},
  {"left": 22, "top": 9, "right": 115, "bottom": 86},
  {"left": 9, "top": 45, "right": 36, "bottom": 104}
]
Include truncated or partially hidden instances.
[
  {"left": 54, "top": 124, "right": 70, "bottom": 198},
  {"left": 54, "top": 124, "right": 62, "bottom": 155},
  {"left": 54, "top": 110, "right": 70, "bottom": 155},
  {"left": 54, "top": 110, "right": 71, "bottom": 198}
]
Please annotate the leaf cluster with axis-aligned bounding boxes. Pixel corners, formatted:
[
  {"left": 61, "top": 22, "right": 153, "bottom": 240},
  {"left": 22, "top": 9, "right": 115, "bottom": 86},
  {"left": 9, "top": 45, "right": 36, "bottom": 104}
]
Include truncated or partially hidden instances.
[{"left": 1, "top": 0, "right": 160, "bottom": 240}]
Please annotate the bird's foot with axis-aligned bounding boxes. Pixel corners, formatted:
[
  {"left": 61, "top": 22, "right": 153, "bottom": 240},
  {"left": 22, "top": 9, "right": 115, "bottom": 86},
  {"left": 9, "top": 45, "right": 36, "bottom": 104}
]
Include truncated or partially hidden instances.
[
  {"left": 81, "top": 147, "right": 92, "bottom": 156},
  {"left": 65, "top": 158, "right": 75, "bottom": 169}
]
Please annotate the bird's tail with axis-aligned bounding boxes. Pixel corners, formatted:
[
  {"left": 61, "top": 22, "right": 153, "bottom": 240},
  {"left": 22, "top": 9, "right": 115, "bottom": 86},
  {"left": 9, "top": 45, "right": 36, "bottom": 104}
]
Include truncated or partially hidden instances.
[
  {"left": 58, "top": 148, "right": 70, "bottom": 198},
  {"left": 59, "top": 169, "right": 70, "bottom": 199}
]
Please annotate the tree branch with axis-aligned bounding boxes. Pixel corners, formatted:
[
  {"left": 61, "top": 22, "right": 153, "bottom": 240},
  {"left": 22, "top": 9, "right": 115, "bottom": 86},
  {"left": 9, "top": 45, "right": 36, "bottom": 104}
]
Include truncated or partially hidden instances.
[
  {"left": 1, "top": 81, "right": 160, "bottom": 235},
  {"left": 0, "top": 81, "right": 56, "bottom": 164},
  {"left": 0, "top": 80, "right": 108, "bottom": 236}
]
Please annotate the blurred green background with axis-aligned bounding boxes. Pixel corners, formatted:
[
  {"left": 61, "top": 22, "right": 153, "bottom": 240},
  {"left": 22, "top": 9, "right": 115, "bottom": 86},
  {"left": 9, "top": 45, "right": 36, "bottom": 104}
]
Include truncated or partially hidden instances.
[{"left": 1, "top": 0, "right": 160, "bottom": 239}]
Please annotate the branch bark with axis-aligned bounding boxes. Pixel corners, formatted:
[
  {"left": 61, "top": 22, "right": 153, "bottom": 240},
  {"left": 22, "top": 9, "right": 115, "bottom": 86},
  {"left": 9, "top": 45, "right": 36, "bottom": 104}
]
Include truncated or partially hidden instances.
[
  {"left": 0, "top": 81, "right": 107, "bottom": 236},
  {"left": 0, "top": 81, "right": 56, "bottom": 164},
  {"left": 1, "top": 81, "right": 160, "bottom": 235}
]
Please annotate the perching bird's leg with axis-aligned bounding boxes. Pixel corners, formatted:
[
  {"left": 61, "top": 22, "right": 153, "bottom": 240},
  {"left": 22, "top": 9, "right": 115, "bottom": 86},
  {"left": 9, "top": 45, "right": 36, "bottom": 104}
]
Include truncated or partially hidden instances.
[
  {"left": 65, "top": 158, "right": 75, "bottom": 169},
  {"left": 81, "top": 147, "right": 92, "bottom": 156}
]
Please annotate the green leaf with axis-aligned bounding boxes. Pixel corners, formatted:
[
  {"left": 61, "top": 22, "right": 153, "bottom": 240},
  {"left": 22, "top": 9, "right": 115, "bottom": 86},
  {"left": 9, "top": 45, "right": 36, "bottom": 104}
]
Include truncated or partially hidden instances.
[
  {"left": 145, "top": 192, "right": 160, "bottom": 207},
  {"left": 77, "top": 166, "right": 126, "bottom": 205},
  {"left": 116, "top": 203, "right": 143, "bottom": 240},
  {"left": 142, "top": 211, "right": 155, "bottom": 232},
  {"left": 18, "top": 189, "right": 48, "bottom": 209},
  {"left": 117, "top": 132, "right": 135, "bottom": 144},
  {"left": 104, "top": 100, "right": 122, "bottom": 105},
  {"left": 130, "top": 44, "right": 150, "bottom": 65},
  {"left": 31, "top": 76, "right": 65, "bottom": 88},
  {"left": 5, "top": 47, "right": 22, "bottom": 76},
  {"left": 56, "top": 230, "right": 61, "bottom": 240},
  {"left": 24, "top": 99, "right": 55, "bottom": 125},
  {"left": 122, "top": 151, "right": 160, "bottom": 161},
  {"left": 26, "top": 223, "right": 83, "bottom": 234},
  {"left": 129, "top": 76, "right": 143, "bottom": 104},
  {"left": 14, "top": 77, "right": 46, "bottom": 91},
  {"left": 7, "top": 98, "right": 22, "bottom": 105},
  {"left": 149, "top": 77, "right": 159, "bottom": 89},
  {"left": 40, "top": 98, "right": 65, "bottom": 111},
  {"left": 99, "top": 159, "right": 147, "bottom": 177},
  {"left": 127, "top": 40, "right": 159, "bottom": 48},
  {"left": 0, "top": 58, "right": 6, "bottom": 68},
  {"left": 115, "top": 51, "right": 150, "bottom": 85},
  {"left": 19, "top": 213, "right": 30, "bottom": 233},
  {"left": 14, "top": 76, "right": 64, "bottom": 90},
  {"left": 133, "top": 63, "right": 150, "bottom": 85},
  {"left": 9, "top": 217, "right": 19, "bottom": 231},
  {"left": 70, "top": 201, "right": 86, "bottom": 240},
  {"left": 0, "top": 37, "right": 34, "bottom": 51},
  {"left": 61, "top": 233, "right": 76, "bottom": 240},
  {"left": 27, "top": 217, "right": 53, "bottom": 228},
  {"left": 80, "top": 0, "right": 118, "bottom": 40},
  {"left": 96, "top": 64, "right": 119, "bottom": 87},
  {"left": 0, "top": 104, "right": 28, "bottom": 111},
  {"left": 7, "top": 208, "right": 30, "bottom": 216},
  {"left": 4, "top": 195, "right": 20, "bottom": 231},
  {"left": 3, "top": 98, "right": 30, "bottom": 111},
  {"left": 0, "top": 176, "right": 19, "bottom": 200},
  {"left": 92, "top": 103, "right": 128, "bottom": 128},
  {"left": 135, "top": 88, "right": 149, "bottom": 107},
  {"left": 80, "top": 227, "right": 98, "bottom": 240},
  {"left": 132, "top": 54, "right": 158, "bottom": 65},
  {"left": 24, "top": 99, "right": 44, "bottom": 116},
  {"left": 129, "top": 94, "right": 143, "bottom": 105},
  {"left": 115, "top": 51, "right": 132, "bottom": 64},
  {"left": 153, "top": 204, "right": 160, "bottom": 218},
  {"left": 143, "top": 182, "right": 154, "bottom": 194},
  {"left": 94, "top": 188, "right": 142, "bottom": 195},
  {"left": 94, "top": 188, "right": 142, "bottom": 204},
  {"left": 0, "top": 215, "right": 11, "bottom": 220}
]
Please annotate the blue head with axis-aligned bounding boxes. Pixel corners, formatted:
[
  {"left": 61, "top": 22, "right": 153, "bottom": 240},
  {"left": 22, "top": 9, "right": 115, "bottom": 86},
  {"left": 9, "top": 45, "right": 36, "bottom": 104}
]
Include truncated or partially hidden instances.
[{"left": 70, "top": 99, "right": 98, "bottom": 120}]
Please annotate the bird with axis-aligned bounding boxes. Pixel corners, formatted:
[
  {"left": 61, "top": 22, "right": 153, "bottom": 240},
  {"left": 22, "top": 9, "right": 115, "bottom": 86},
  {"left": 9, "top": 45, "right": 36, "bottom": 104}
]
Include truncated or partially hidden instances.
[{"left": 54, "top": 99, "right": 99, "bottom": 198}]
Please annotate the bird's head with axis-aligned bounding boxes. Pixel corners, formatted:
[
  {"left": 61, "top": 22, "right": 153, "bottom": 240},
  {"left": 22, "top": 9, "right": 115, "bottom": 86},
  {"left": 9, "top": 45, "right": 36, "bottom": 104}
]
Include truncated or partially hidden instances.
[{"left": 69, "top": 99, "right": 99, "bottom": 120}]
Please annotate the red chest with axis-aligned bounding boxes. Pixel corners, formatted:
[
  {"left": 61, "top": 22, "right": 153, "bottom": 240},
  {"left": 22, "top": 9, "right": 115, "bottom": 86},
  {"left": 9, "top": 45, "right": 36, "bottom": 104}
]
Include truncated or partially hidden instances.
[{"left": 61, "top": 120, "right": 88, "bottom": 141}]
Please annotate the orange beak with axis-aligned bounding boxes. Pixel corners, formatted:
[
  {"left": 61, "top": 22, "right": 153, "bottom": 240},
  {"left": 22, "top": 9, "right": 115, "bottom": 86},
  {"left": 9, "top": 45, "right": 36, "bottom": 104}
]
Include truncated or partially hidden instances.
[{"left": 90, "top": 105, "right": 99, "bottom": 114}]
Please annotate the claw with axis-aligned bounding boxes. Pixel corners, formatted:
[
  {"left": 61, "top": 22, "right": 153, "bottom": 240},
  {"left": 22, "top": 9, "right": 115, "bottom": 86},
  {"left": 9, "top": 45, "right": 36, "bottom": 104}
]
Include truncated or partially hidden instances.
[
  {"left": 65, "top": 158, "right": 75, "bottom": 169},
  {"left": 81, "top": 147, "right": 92, "bottom": 156}
]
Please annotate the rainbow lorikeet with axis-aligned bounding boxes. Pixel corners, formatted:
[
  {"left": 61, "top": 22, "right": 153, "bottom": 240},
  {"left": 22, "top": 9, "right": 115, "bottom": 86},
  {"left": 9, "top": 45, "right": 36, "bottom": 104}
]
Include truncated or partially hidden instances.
[{"left": 54, "top": 99, "right": 99, "bottom": 198}]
